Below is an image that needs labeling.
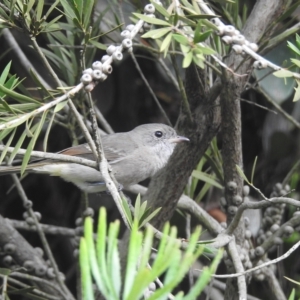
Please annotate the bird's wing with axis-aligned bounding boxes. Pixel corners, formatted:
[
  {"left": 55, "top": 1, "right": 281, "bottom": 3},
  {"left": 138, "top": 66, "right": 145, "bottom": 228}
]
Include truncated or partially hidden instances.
[
  {"left": 101, "top": 133, "right": 138, "bottom": 163},
  {"left": 59, "top": 133, "right": 138, "bottom": 163}
]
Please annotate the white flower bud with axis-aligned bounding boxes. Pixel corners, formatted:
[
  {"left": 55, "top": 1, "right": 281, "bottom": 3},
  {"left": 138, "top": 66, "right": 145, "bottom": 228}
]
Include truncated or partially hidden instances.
[
  {"left": 84, "top": 83, "right": 95, "bottom": 92},
  {"left": 227, "top": 206, "right": 238, "bottom": 215},
  {"left": 99, "top": 73, "right": 107, "bottom": 82},
  {"left": 80, "top": 73, "right": 93, "bottom": 84},
  {"left": 224, "top": 25, "right": 235, "bottom": 36},
  {"left": 101, "top": 55, "right": 110, "bottom": 63},
  {"left": 106, "top": 45, "right": 116, "bottom": 55},
  {"left": 232, "top": 44, "right": 243, "bottom": 54},
  {"left": 92, "top": 61, "right": 103, "bottom": 71},
  {"left": 112, "top": 51, "right": 123, "bottom": 61},
  {"left": 253, "top": 60, "right": 267, "bottom": 69},
  {"left": 232, "top": 195, "right": 243, "bottom": 205},
  {"left": 232, "top": 35, "right": 245, "bottom": 45},
  {"left": 248, "top": 42, "right": 258, "bottom": 52},
  {"left": 255, "top": 246, "right": 264, "bottom": 257},
  {"left": 144, "top": 4, "right": 155, "bottom": 14},
  {"left": 92, "top": 70, "right": 103, "bottom": 80},
  {"left": 244, "top": 217, "right": 250, "bottom": 227},
  {"left": 122, "top": 38, "right": 132, "bottom": 48},
  {"left": 216, "top": 25, "right": 225, "bottom": 35},
  {"left": 243, "top": 185, "right": 250, "bottom": 196},
  {"left": 126, "top": 24, "right": 135, "bottom": 31},
  {"left": 83, "top": 68, "right": 93, "bottom": 75},
  {"left": 245, "top": 230, "right": 252, "bottom": 239},
  {"left": 102, "top": 64, "right": 113, "bottom": 74},
  {"left": 222, "top": 35, "right": 233, "bottom": 44},
  {"left": 211, "top": 18, "right": 222, "bottom": 26},
  {"left": 270, "top": 224, "right": 279, "bottom": 232},
  {"left": 121, "top": 30, "right": 131, "bottom": 39},
  {"left": 283, "top": 225, "right": 294, "bottom": 236}
]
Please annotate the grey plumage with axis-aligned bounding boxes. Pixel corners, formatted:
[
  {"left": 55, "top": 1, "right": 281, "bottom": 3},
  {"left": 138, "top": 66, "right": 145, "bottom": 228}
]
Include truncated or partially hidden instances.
[{"left": 0, "top": 124, "right": 189, "bottom": 193}]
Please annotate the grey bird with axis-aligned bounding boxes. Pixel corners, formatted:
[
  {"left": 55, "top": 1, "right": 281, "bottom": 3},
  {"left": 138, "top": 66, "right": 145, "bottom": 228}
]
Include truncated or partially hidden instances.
[{"left": 0, "top": 124, "right": 189, "bottom": 193}]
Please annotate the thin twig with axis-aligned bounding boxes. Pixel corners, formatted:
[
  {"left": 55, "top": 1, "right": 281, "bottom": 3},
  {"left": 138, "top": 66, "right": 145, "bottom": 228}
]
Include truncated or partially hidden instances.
[
  {"left": 130, "top": 52, "right": 172, "bottom": 126},
  {"left": 8, "top": 219, "right": 75, "bottom": 236},
  {"left": 0, "top": 274, "right": 61, "bottom": 300},
  {"left": 11, "top": 174, "right": 74, "bottom": 300},
  {"left": 252, "top": 86, "right": 300, "bottom": 130},
  {"left": 202, "top": 239, "right": 300, "bottom": 279}
]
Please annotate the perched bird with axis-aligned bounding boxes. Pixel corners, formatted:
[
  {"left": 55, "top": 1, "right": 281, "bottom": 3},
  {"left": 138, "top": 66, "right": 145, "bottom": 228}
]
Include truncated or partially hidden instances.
[{"left": 0, "top": 124, "right": 189, "bottom": 193}]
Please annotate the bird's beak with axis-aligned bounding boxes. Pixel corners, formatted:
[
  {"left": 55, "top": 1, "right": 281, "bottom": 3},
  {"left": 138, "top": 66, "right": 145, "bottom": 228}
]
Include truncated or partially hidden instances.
[{"left": 169, "top": 136, "right": 190, "bottom": 143}]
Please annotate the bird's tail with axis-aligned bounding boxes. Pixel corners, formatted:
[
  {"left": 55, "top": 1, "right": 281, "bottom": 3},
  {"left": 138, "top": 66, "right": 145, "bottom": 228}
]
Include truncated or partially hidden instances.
[{"left": 0, "top": 163, "right": 45, "bottom": 175}]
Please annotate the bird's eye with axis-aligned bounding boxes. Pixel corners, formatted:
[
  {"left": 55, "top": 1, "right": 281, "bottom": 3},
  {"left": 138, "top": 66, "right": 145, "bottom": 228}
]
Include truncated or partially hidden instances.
[{"left": 154, "top": 131, "right": 163, "bottom": 138}]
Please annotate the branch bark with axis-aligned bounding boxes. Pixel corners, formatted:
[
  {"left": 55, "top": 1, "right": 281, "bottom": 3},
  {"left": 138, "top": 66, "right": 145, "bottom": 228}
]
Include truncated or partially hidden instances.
[{"left": 145, "top": 65, "right": 221, "bottom": 230}]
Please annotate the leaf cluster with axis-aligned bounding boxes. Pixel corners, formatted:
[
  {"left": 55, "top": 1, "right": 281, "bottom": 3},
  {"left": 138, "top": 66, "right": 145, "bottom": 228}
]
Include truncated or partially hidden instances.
[{"left": 80, "top": 207, "right": 222, "bottom": 300}]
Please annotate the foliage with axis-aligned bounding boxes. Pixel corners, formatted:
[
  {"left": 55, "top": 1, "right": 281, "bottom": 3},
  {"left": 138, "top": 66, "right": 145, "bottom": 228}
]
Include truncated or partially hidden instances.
[{"left": 80, "top": 207, "right": 222, "bottom": 300}]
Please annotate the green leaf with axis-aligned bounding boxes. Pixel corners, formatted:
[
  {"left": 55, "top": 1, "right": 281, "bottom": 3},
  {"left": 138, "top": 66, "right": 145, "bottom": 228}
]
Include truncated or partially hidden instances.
[
  {"left": 95, "top": 209, "right": 111, "bottom": 298},
  {"left": 193, "top": 21, "right": 202, "bottom": 44},
  {"left": 183, "top": 52, "right": 193, "bottom": 68},
  {"left": 195, "top": 182, "right": 212, "bottom": 202},
  {"left": 291, "top": 58, "right": 300, "bottom": 68},
  {"left": 44, "top": 0, "right": 60, "bottom": 19},
  {"left": 273, "top": 69, "right": 294, "bottom": 78},
  {"left": 293, "top": 80, "right": 300, "bottom": 102},
  {"left": 80, "top": 238, "right": 94, "bottom": 300},
  {"left": 123, "top": 221, "right": 142, "bottom": 299},
  {"left": 236, "top": 165, "right": 250, "bottom": 184},
  {"left": 139, "top": 226, "right": 154, "bottom": 269},
  {"left": 194, "top": 30, "right": 213, "bottom": 43},
  {"left": 74, "top": 0, "right": 83, "bottom": 22},
  {"left": 192, "top": 54, "right": 205, "bottom": 68},
  {"left": 288, "top": 288, "right": 295, "bottom": 300},
  {"left": 176, "top": 15, "right": 197, "bottom": 26},
  {"left": 88, "top": 39, "right": 107, "bottom": 50},
  {"left": 0, "top": 61, "right": 12, "bottom": 85},
  {"left": 251, "top": 156, "right": 258, "bottom": 183},
  {"left": 172, "top": 34, "right": 190, "bottom": 46},
  {"left": 196, "top": 45, "right": 215, "bottom": 55},
  {"left": 132, "top": 13, "right": 171, "bottom": 26},
  {"left": 150, "top": 0, "right": 170, "bottom": 18},
  {"left": 8, "top": 124, "right": 38, "bottom": 164},
  {"left": 35, "top": 0, "right": 44, "bottom": 21},
  {"left": 285, "top": 276, "right": 300, "bottom": 286},
  {"left": 54, "top": 100, "right": 68, "bottom": 112},
  {"left": 160, "top": 32, "right": 172, "bottom": 55},
  {"left": 139, "top": 207, "right": 161, "bottom": 228},
  {"left": 134, "top": 194, "right": 142, "bottom": 220},
  {"left": 141, "top": 27, "right": 171, "bottom": 39},
  {"left": 83, "top": 0, "right": 94, "bottom": 29},
  {"left": 21, "top": 112, "right": 47, "bottom": 175},
  {"left": 0, "top": 127, "right": 14, "bottom": 142},
  {"left": 121, "top": 197, "right": 133, "bottom": 227},
  {"left": 60, "top": 0, "right": 77, "bottom": 20},
  {"left": 0, "top": 127, "right": 16, "bottom": 164},
  {"left": 107, "top": 221, "right": 121, "bottom": 298},
  {"left": 0, "top": 84, "right": 41, "bottom": 105},
  {"left": 0, "top": 268, "right": 11, "bottom": 276}
]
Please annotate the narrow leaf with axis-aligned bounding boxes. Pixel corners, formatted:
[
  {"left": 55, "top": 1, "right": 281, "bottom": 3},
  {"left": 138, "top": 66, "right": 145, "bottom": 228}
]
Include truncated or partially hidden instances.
[
  {"left": 132, "top": 13, "right": 171, "bottom": 26},
  {"left": 236, "top": 165, "right": 250, "bottom": 184},
  {"left": 79, "top": 238, "right": 94, "bottom": 300},
  {"left": 141, "top": 27, "right": 171, "bottom": 39},
  {"left": 21, "top": 112, "right": 47, "bottom": 174},
  {"left": 0, "top": 84, "right": 41, "bottom": 105}
]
